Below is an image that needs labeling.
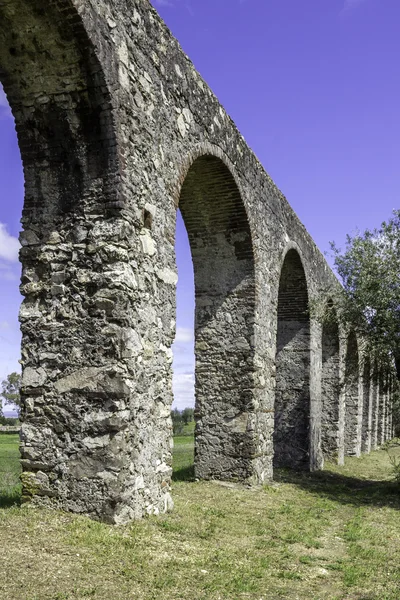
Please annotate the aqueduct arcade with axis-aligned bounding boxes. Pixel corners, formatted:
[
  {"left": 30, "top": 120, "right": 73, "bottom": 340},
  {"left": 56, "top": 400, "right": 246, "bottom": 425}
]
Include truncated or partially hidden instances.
[{"left": 0, "top": 0, "right": 396, "bottom": 522}]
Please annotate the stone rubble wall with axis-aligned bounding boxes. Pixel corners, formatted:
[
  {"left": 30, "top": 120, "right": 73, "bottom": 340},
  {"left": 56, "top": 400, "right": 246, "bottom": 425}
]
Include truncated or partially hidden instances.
[
  {"left": 321, "top": 320, "right": 340, "bottom": 458},
  {"left": 0, "top": 0, "right": 396, "bottom": 523}
]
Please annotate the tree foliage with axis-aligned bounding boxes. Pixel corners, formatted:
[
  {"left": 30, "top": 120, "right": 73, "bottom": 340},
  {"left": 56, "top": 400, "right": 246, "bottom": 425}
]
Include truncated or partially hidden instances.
[
  {"left": 330, "top": 210, "right": 400, "bottom": 380},
  {"left": 171, "top": 408, "right": 184, "bottom": 435},
  {"left": 181, "top": 407, "right": 194, "bottom": 425},
  {"left": 0, "top": 372, "right": 21, "bottom": 416},
  {"left": 171, "top": 407, "right": 195, "bottom": 435}
]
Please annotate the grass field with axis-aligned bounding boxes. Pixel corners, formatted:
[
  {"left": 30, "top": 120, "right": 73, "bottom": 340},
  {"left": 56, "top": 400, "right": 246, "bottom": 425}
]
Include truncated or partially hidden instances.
[
  {"left": 0, "top": 433, "right": 21, "bottom": 508},
  {"left": 0, "top": 432, "right": 399, "bottom": 599}
]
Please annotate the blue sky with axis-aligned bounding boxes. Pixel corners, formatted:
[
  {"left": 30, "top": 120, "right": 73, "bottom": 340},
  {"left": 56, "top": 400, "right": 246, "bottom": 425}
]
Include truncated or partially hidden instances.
[{"left": 1, "top": 0, "right": 399, "bottom": 412}]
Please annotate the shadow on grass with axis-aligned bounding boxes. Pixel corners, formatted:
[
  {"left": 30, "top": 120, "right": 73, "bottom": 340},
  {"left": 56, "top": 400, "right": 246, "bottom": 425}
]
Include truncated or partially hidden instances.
[
  {"left": 172, "top": 465, "right": 195, "bottom": 482},
  {"left": 0, "top": 488, "right": 21, "bottom": 509},
  {"left": 274, "top": 468, "right": 400, "bottom": 509}
]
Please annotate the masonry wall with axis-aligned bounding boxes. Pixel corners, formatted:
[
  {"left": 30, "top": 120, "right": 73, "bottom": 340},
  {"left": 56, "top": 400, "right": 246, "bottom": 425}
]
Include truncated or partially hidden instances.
[
  {"left": 344, "top": 332, "right": 360, "bottom": 456},
  {"left": 361, "top": 358, "right": 371, "bottom": 453},
  {"left": 0, "top": 0, "right": 396, "bottom": 523},
  {"left": 321, "top": 318, "right": 340, "bottom": 457}
]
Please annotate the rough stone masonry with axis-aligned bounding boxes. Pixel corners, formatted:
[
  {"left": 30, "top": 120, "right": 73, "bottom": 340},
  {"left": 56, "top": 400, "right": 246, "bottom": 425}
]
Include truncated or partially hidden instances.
[{"left": 0, "top": 0, "right": 395, "bottom": 523}]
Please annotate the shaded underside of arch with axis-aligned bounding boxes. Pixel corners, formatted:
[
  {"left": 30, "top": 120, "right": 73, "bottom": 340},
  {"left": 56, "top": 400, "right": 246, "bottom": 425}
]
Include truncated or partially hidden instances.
[
  {"left": 0, "top": 0, "right": 118, "bottom": 222},
  {"left": 179, "top": 155, "right": 257, "bottom": 482},
  {"left": 274, "top": 249, "right": 310, "bottom": 470}
]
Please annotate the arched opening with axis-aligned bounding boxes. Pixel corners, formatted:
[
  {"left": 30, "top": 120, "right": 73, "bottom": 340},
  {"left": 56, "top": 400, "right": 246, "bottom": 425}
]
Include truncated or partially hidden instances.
[
  {"left": 361, "top": 356, "right": 371, "bottom": 453},
  {"left": 178, "top": 154, "right": 256, "bottom": 481},
  {"left": 274, "top": 249, "right": 310, "bottom": 469},
  {"left": 171, "top": 209, "right": 195, "bottom": 465},
  {"left": 321, "top": 304, "right": 340, "bottom": 458},
  {"left": 344, "top": 331, "right": 360, "bottom": 456},
  {"left": 0, "top": 85, "right": 23, "bottom": 396}
]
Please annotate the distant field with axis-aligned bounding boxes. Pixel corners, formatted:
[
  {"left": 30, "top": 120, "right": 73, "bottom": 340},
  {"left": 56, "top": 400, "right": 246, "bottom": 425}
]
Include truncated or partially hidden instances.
[{"left": 1, "top": 432, "right": 400, "bottom": 599}]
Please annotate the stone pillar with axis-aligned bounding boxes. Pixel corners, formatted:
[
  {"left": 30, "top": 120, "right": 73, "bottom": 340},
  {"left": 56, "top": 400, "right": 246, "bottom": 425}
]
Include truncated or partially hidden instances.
[
  {"left": 310, "top": 318, "right": 324, "bottom": 471},
  {"left": 379, "top": 373, "right": 386, "bottom": 446},
  {"left": 385, "top": 377, "right": 392, "bottom": 442},
  {"left": 0, "top": 0, "right": 174, "bottom": 523},
  {"left": 344, "top": 332, "right": 361, "bottom": 456},
  {"left": 337, "top": 330, "right": 347, "bottom": 466},
  {"left": 371, "top": 365, "right": 380, "bottom": 450},
  {"left": 321, "top": 316, "right": 340, "bottom": 460},
  {"left": 388, "top": 378, "right": 393, "bottom": 440},
  {"left": 361, "top": 357, "right": 372, "bottom": 454}
]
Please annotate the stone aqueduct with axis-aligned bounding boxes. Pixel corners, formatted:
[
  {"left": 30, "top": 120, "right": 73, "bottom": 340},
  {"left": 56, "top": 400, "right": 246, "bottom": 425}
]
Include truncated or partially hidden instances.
[{"left": 0, "top": 1, "right": 395, "bottom": 523}]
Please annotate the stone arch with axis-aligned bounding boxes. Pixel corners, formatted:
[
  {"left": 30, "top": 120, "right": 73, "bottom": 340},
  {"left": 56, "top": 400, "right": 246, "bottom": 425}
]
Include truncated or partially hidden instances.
[
  {"left": 177, "top": 153, "right": 256, "bottom": 481},
  {"left": 321, "top": 300, "right": 340, "bottom": 458},
  {"left": 274, "top": 247, "right": 310, "bottom": 469},
  {"left": 344, "top": 331, "right": 360, "bottom": 456},
  {"left": 0, "top": 1, "right": 123, "bottom": 518}
]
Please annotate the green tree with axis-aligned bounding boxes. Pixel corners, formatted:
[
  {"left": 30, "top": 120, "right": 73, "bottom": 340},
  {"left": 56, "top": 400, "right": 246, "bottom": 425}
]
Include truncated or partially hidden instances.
[
  {"left": 171, "top": 408, "right": 184, "bottom": 435},
  {"left": 0, "top": 372, "right": 21, "bottom": 416},
  {"left": 330, "top": 210, "right": 400, "bottom": 380},
  {"left": 181, "top": 407, "right": 194, "bottom": 425}
]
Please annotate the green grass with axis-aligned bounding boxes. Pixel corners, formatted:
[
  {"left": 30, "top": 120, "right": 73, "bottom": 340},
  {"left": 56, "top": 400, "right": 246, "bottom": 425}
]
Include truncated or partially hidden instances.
[
  {"left": 181, "top": 421, "right": 195, "bottom": 436},
  {"left": 0, "top": 433, "right": 21, "bottom": 508},
  {"left": 0, "top": 433, "right": 400, "bottom": 599},
  {"left": 172, "top": 435, "right": 194, "bottom": 481}
]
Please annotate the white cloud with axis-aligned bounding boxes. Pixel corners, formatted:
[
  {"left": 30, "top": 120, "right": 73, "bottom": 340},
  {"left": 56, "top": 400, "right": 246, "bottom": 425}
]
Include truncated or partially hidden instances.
[
  {"left": 172, "top": 326, "right": 195, "bottom": 388},
  {"left": 174, "top": 326, "right": 193, "bottom": 344},
  {"left": 172, "top": 327, "right": 195, "bottom": 408},
  {"left": 172, "top": 372, "right": 195, "bottom": 410},
  {"left": 154, "top": 0, "right": 173, "bottom": 6},
  {"left": 0, "top": 223, "right": 20, "bottom": 263}
]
